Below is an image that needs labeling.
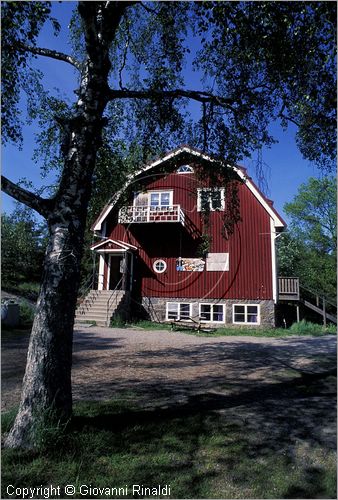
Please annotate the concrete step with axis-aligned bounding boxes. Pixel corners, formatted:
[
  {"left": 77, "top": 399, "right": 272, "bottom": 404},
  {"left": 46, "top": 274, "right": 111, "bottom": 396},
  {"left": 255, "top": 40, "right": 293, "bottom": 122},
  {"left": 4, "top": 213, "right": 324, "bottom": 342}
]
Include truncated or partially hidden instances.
[
  {"left": 75, "top": 313, "right": 110, "bottom": 321},
  {"left": 76, "top": 290, "right": 128, "bottom": 326},
  {"left": 76, "top": 304, "right": 121, "bottom": 315},
  {"left": 79, "top": 299, "right": 122, "bottom": 307},
  {"left": 77, "top": 300, "right": 124, "bottom": 312},
  {"left": 75, "top": 319, "right": 108, "bottom": 327},
  {"left": 77, "top": 300, "right": 124, "bottom": 313}
]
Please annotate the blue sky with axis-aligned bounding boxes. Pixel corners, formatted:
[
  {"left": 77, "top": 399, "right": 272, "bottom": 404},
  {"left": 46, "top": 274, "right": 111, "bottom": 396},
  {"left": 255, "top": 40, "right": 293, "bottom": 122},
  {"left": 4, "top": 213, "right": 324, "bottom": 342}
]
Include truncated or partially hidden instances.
[{"left": 1, "top": 1, "right": 323, "bottom": 222}]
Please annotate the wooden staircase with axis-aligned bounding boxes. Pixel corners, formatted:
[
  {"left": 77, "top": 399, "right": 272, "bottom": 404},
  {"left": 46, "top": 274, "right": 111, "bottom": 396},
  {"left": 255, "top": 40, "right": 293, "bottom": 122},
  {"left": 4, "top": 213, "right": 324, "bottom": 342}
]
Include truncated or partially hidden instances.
[
  {"left": 278, "top": 277, "right": 337, "bottom": 325},
  {"left": 75, "top": 290, "right": 129, "bottom": 327}
]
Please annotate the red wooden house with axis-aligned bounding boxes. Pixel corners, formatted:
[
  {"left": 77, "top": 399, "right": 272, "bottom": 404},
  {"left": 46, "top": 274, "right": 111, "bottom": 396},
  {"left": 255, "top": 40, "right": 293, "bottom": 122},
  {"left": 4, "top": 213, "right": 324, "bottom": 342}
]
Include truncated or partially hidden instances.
[{"left": 77, "top": 146, "right": 286, "bottom": 327}]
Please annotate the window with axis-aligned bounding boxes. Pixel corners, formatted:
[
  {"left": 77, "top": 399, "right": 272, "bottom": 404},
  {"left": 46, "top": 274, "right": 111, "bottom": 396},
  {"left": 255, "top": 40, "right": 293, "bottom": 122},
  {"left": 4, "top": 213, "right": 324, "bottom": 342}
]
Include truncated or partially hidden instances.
[
  {"left": 166, "top": 302, "right": 192, "bottom": 321},
  {"left": 233, "top": 304, "right": 260, "bottom": 325},
  {"left": 197, "top": 188, "right": 225, "bottom": 211},
  {"left": 177, "top": 165, "right": 194, "bottom": 174},
  {"left": 200, "top": 304, "right": 225, "bottom": 323},
  {"left": 133, "top": 191, "right": 173, "bottom": 208},
  {"left": 150, "top": 191, "right": 172, "bottom": 208},
  {"left": 153, "top": 259, "right": 167, "bottom": 273}
]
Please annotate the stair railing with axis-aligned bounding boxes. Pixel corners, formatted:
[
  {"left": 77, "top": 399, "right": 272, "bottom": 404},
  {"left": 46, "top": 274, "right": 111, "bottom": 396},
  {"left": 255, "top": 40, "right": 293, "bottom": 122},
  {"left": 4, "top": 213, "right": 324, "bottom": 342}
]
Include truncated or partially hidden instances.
[
  {"left": 299, "top": 284, "right": 337, "bottom": 326},
  {"left": 299, "top": 284, "right": 337, "bottom": 310},
  {"left": 106, "top": 277, "right": 124, "bottom": 325},
  {"left": 77, "top": 270, "right": 98, "bottom": 313}
]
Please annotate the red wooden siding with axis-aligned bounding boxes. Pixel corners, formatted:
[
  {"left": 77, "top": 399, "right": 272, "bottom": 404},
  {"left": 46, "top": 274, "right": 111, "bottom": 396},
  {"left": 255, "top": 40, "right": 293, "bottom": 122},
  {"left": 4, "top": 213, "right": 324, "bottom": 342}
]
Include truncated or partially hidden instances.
[{"left": 105, "top": 164, "right": 273, "bottom": 300}]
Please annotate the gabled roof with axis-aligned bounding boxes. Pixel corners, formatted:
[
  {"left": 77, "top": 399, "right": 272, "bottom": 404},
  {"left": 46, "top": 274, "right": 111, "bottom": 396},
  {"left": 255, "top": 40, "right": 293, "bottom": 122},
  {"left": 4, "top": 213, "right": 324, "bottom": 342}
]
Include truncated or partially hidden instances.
[
  {"left": 90, "top": 239, "right": 138, "bottom": 251},
  {"left": 91, "top": 145, "right": 286, "bottom": 231}
]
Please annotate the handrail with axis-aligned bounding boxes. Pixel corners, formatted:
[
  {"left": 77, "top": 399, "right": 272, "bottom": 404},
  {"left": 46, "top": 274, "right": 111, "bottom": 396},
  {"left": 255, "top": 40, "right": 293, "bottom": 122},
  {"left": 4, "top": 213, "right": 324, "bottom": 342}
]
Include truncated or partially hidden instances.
[
  {"left": 118, "top": 205, "right": 184, "bottom": 224},
  {"left": 299, "top": 284, "right": 337, "bottom": 310},
  {"left": 77, "top": 270, "right": 97, "bottom": 306},
  {"left": 106, "top": 277, "right": 124, "bottom": 325}
]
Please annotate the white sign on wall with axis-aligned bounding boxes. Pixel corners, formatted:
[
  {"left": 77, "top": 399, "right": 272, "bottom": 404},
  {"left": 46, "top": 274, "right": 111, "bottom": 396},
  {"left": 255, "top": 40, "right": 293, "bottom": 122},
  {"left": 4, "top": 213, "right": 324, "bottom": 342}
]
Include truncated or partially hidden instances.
[{"left": 206, "top": 253, "right": 229, "bottom": 271}]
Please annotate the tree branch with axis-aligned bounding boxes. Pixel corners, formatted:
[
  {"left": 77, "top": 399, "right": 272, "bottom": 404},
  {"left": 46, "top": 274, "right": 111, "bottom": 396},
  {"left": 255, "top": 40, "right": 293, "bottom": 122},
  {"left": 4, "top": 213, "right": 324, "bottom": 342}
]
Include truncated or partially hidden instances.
[
  {"left": 107, "top": 88, "right": 237, "bottom": 110},
  {"left": 279, "top": 112, "right": 301, "bottom": 128},
  {"left": 1, "top": 176, "right": 53, "bottom": 218},
  {"left": 16, "top": 42, "right": 82, "bottom": 70},
  {"left": 139, "top": 2, "right": 158, "bottom": 14}
]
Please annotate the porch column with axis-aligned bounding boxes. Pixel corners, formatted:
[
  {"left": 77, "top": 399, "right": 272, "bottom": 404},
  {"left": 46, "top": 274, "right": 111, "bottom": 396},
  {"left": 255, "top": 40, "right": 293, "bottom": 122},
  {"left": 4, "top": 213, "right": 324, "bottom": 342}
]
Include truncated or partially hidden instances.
[{"left": 98, "top": 254, "right": 105, "bottom": 290}]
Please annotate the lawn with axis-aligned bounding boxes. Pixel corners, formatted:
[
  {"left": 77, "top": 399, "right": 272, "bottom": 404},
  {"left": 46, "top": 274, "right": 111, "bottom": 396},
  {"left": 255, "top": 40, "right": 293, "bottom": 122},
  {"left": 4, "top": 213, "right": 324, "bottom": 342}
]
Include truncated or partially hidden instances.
[
  {"left": 2, "top": 382, "right": 336, "bottom": 499},
  {"left": 129, "top": 319, "right": 336, "bottom": 337}
]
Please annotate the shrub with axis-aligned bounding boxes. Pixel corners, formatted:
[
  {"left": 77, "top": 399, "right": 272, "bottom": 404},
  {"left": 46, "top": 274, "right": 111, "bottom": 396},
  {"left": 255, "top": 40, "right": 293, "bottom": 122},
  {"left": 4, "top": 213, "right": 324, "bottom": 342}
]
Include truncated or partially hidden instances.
[
  {"left": 19, "top": 302, "right": 35, "bottom": 326},
  {"left": 289, "top": 319, "right": 336, "bottom": 335}
]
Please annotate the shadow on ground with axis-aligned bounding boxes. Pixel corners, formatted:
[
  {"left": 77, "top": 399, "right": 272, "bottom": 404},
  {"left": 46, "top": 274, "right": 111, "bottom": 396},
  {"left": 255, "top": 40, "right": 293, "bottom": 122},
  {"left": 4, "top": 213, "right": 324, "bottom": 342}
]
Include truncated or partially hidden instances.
[{"left": 1, "top": 328, "right": 337, "bottom": 498}]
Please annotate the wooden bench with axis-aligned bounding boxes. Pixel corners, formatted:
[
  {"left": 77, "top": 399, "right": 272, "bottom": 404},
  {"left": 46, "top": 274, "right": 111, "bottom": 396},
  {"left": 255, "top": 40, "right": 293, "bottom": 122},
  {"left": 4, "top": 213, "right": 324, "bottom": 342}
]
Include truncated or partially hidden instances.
[{"left": 170, "top": 317, "right": 216, "bottom": 333}]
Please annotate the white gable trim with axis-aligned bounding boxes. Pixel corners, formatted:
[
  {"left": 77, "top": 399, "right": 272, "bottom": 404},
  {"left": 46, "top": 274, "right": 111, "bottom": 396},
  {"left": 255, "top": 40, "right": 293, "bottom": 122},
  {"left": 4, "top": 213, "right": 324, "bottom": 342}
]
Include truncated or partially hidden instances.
[
  {"left": 91, "top": 239, "right": 137, "bottom": 251},
  {"left": 92, "top": 146, "right": 284, "bottom": 231}
]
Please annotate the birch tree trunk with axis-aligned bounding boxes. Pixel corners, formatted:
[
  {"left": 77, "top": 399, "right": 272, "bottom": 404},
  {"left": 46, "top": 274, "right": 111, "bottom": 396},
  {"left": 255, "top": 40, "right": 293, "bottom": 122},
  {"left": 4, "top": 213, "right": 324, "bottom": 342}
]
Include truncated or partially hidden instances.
[{"left": 5, "top": 2, "right": 127, "bottom": 448}]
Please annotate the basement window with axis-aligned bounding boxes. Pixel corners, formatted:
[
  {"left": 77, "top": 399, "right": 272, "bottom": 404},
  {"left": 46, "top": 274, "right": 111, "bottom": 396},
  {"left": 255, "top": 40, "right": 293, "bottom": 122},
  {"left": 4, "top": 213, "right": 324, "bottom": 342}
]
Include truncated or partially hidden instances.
[
  {"left": 166, "top": 302, "right": 192, "bottom": 321},
  {"left": 200, "top": 303, "right": 225, "bottom": 323},
  {"left": 233, "top": 304, "right": 260, "bottom": 325}
]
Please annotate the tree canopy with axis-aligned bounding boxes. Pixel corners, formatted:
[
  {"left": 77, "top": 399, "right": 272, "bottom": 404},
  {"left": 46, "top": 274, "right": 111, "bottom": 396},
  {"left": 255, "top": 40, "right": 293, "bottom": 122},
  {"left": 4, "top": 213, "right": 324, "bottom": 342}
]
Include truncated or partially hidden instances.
[
  {"left": 278, "top": 176, "right": 337, "bottom": 300},
  {"left": 2, "top": 1, "right": 336, "bottom": 178}
]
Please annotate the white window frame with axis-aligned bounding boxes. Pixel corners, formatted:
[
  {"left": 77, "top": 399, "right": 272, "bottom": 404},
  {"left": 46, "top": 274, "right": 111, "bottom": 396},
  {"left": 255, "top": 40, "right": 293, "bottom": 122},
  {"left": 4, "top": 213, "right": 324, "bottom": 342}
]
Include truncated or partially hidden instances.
[
  {"left": 199, "top": 303, "right": 226, "bottom": 323},
  {"left": 177, "top": 165, "right": 194, "bottom": 174},
  {"left": 166, "top": 302, "right": 192, "bottom": 321},
  {"left": 153, "top": 259, "right": 167, "bottom": 274},
  {"left": 133, "top": 190, "right": 173, "bottom": 207},
  {"left": 232, "top": 304, "right": 260, "bottom": 325},
  {"left": 197, "top": 188, "right": 225, "bottom": 211}
]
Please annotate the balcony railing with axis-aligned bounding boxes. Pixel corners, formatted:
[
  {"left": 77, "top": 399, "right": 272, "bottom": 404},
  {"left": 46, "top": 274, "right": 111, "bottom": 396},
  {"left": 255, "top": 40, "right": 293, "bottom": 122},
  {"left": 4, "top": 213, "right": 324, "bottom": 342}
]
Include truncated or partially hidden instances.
[
  {"left": 278, "top": 277, "right": 300, "bottom": 301},
  {"left": 118, "top": 205, "right": 185, "bottom": 225}
]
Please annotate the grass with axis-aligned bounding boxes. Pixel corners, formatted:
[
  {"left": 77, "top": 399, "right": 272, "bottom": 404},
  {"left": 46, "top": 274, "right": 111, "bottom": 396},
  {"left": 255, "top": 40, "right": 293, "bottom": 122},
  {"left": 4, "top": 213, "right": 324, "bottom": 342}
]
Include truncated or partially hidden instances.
[
  {"left": 2, "top": 394, "right": 336, "bottom": 499},
  {"left": 129, "top": 319, "right": 336, "bottom": 337}
]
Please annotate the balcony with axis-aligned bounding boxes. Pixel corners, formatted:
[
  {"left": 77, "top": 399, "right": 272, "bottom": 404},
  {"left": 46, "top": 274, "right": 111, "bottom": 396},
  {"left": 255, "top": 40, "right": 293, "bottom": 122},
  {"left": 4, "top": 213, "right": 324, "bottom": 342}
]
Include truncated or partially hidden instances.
[
  {"left": 118, "top": 205, "right": 185, "bottom": 225},
  {"left": 278, "top": 277, "right": 300, "bottom": 301}
]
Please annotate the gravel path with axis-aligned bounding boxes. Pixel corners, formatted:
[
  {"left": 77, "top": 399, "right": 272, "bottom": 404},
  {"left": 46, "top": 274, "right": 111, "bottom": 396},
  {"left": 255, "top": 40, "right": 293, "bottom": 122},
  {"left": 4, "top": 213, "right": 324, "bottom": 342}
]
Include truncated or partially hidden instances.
[
  {"left": 2, "top": 326, "right": 336, "bottom": 412},
  {"left": 71, "top": 327, "right": 336, "bottom": 405},
  {"left": 2, "top": 327, "right": 336, "bottom": 465}
]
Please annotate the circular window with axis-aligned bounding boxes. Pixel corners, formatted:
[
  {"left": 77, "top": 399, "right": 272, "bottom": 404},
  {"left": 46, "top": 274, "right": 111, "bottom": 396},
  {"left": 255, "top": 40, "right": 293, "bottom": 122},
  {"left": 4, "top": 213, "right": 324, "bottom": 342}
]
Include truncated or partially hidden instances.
[{"left": 153, "top": 259, "right": 167, "bottom": 273}]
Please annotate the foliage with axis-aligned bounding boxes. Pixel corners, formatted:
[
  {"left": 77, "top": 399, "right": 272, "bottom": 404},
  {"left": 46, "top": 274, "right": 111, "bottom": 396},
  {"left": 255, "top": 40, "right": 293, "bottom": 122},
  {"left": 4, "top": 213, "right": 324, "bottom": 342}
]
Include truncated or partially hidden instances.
[
  {"left": 193, "top": 1, "right": 336, "bottom": 169},
  {"left": 1, "top": 207, "right": 47, "bottom": 287},
  {"left": 2, "top": 2, "right": 336, "bottom": 173},
  {"left": 278, "top": 176, "right": 336, "bottom": 300},
  {"left": 18, "top": 302, "right": 35, "bottom": 327},
  {"left": 1, "top": 1, "right": 60, "bottom": 144},
  {"left": 284, "top": 176, "right": 336, "bottom": 252},
  {"left": 289, "top": 319, "right": 336, "bottom": 335}
]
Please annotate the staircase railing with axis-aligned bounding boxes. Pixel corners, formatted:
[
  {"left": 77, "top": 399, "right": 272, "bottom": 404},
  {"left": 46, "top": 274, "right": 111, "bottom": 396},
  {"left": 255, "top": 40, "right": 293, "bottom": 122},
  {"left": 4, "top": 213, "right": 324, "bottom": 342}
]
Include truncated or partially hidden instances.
[
  {"left": 106, "top": 277, "right": 124, "bottom": 325},
  {"left": 77, "top": 271, "right": 98, "bottom": 313},
  {"left": 299, "top": 284, "right": 337, "bottom": 326},
  {"left": 77, "top": 271, "right": 111, "bottom": 314},
  {"left": 299, "top": 284, "right": 337, "bottom": 310}
]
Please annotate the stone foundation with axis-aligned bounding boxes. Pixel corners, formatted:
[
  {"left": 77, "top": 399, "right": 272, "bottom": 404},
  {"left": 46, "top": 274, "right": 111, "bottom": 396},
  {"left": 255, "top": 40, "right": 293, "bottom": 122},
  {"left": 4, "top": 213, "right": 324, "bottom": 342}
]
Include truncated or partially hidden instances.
[{"left": 141, "top": 297, "right": 276, "bottom": 328}]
